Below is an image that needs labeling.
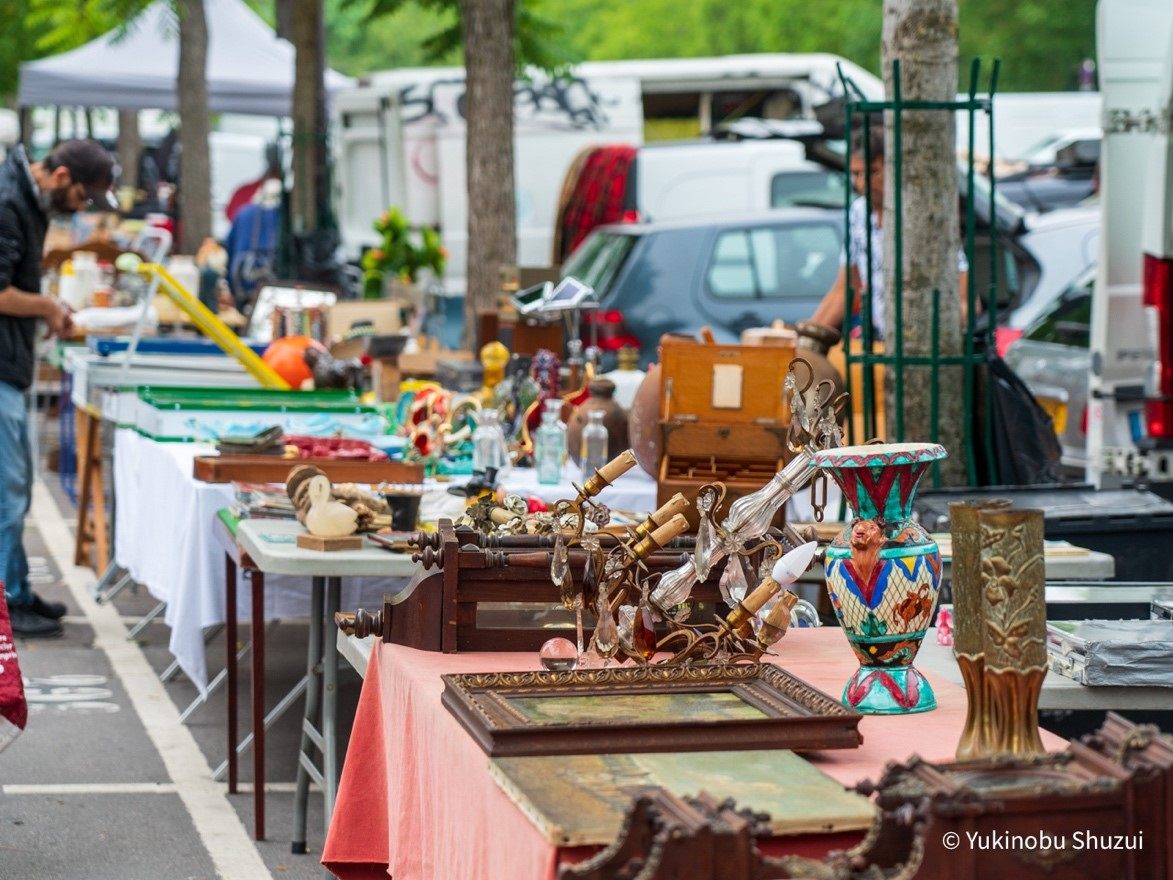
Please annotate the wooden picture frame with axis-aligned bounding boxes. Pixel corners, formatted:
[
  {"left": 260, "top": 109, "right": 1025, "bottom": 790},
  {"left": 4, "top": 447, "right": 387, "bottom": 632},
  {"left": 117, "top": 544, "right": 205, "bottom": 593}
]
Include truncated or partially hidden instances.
[{"left": 441, "top": 663, "right": 862, "bottom": 757}]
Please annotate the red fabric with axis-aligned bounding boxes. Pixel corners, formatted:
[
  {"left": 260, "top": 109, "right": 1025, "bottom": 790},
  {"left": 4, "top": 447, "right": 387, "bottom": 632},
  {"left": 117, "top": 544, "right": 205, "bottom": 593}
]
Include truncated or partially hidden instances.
[
  {"left": 558, "top": 145, "right": 637, "bottom": 261},
  {"left": 322, "top": 649, "right": 389, "bottom": 878},
  {"left": 0, "top": 589, "right": 27, "bottom": 752},
  {"left": 225, "top": 177, "right": 265, "bottom": 225},
  {"left": 322, "top": 628, "right": 1067, "bottom": 880}
]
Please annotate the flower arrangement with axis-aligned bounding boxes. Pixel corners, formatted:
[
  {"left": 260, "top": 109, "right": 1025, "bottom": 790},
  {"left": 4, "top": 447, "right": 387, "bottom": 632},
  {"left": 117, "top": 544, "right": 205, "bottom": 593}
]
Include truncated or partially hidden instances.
[{"left": 360, "top": 207, "right": 447, "bottom": 298}]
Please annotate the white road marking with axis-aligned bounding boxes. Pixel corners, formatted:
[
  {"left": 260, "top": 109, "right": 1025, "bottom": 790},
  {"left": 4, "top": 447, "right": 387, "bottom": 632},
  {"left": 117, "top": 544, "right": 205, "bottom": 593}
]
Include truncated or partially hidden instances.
[
  {"left": 3, "top": 781, "right": 312, "bottom": 794},
  {"left": 3, "top": 782, "right": 178, "bottom": 795},
  {"left": 30, "top": 481, "right": 272, "bottom": 880}
]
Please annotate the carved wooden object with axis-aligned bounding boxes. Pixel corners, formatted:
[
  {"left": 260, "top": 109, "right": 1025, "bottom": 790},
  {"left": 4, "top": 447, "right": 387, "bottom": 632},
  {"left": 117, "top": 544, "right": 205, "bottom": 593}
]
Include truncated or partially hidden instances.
[{"left": 558, "top": 715, "right": 1171, "bottom": 880}]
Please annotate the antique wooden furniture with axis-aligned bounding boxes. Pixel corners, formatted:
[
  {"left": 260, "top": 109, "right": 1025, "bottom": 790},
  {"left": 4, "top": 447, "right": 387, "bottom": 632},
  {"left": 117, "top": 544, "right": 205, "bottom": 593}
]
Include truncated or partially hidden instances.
[
  {"left": 1082, "top": 712, "right": 1173, "bottom": 879},
  {"left": 657, "top": 337, "right": 797, "bottom": 527},
  {"left": 441, "top": 664, "right": 862, "bottom": 757},
  {"left": 340, "top": 518, "right": 744, "bottom": 653},
  {"left": 562, "top": 714, "right": 1172, "bottom": 880}
]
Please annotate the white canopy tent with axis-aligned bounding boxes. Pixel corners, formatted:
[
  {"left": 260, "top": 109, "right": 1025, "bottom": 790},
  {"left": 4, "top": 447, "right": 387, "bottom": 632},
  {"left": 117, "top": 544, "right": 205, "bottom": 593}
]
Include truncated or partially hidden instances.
[{"left": 18, "top": 0, "right": 353, "bottom": 116}]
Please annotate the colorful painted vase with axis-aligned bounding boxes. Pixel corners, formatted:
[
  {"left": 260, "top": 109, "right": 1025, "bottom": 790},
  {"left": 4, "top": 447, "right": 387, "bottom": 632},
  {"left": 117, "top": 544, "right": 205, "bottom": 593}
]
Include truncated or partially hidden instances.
[{"left": 813, "top": 442, "right": 947, "bottom": 715}]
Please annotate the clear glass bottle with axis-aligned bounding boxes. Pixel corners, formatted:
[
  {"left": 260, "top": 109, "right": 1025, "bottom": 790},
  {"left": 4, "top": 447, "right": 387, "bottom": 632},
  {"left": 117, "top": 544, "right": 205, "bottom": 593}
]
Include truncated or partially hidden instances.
[
  {"left": 580, "top": 410, "right": 609, "bottom": 477},
  {"left": 534, "top": 399, "right": 567, "bottom": 485},
  {"left": 472, "top": 408, "right": 508, "bottom": 473}
]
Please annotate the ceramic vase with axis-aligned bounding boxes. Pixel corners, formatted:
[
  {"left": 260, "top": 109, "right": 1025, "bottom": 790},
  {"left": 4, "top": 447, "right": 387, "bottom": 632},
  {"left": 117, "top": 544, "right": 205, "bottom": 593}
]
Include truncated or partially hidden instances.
[{"left": 813, "top": 442, "right": 948, "bottom": 715}]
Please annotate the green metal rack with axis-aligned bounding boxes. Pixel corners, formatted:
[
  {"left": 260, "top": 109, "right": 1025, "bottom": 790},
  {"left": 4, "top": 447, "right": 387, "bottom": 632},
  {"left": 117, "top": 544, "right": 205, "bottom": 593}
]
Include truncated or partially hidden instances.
[{"left": 836, "top": 58, "right": 1002, "bottom": 488}]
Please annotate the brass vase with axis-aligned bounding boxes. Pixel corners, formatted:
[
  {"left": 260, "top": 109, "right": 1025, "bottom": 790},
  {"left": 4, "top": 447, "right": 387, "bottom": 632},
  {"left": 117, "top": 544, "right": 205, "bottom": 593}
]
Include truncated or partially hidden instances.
[{"left": 949, "top": 498, "right": 1010, "bottom": 760}]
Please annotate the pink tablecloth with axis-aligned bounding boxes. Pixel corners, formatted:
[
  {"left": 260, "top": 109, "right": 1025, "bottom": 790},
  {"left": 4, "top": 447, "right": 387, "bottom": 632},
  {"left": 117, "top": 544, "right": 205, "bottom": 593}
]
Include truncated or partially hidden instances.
[{"left": 322, "top": 628, "right": 1066, "bottom": 880}]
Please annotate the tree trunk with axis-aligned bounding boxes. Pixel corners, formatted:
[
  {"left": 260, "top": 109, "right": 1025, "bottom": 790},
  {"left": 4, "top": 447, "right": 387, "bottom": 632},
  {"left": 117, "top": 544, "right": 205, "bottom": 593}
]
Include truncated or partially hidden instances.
[
  {"left": 117, "top": 109, "right": 141, "bottom": 190},
  {"left": 881, "top": 0, "right": 965, "bottom": 483},
  {"left": 177, "top": 0, "right": 212, "bottom": 255},
  {"left": 274, "top": 0, "right": 295, "bottom": 40},
  {"left": 460, "top": 0, "right": 517, "bottom": 347},
  {"left": 290, "top": 0, "right": 326, "bottom": 235}
]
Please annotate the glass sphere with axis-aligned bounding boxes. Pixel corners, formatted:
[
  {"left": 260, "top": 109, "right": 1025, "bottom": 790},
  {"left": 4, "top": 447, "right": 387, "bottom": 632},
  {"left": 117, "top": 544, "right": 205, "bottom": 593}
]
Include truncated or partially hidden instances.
[{"left": 539, "top": 637, "right": 578, "bottom": 671}]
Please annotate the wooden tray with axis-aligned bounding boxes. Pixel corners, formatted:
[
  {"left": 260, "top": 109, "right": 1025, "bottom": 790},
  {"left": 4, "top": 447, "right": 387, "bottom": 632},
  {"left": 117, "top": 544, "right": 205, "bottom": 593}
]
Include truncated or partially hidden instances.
[
  {"left": 441, "top": 663, "right": 862, "bottom": 757},
  {"left": 193, "top": 455, "right": 424, "bottom": 485}
]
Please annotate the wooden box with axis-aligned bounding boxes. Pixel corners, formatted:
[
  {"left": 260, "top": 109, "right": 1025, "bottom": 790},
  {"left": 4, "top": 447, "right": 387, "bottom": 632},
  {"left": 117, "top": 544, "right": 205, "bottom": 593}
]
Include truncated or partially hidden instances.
[
  {"left": 658, "top": 423, "right": 789, "bottom": 528},
  {"left": 657, "top": 338, "right": 796, "bottom": 526},
  {"left": 658, "top": 337, "right": 796, "bottom": 425}
]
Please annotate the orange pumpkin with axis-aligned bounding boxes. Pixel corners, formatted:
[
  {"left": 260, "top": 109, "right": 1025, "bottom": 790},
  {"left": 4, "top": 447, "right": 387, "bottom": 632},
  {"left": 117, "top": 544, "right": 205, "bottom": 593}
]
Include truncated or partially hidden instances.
[{"left": 262, "top": 336, "right": 327, "bottom": 389}]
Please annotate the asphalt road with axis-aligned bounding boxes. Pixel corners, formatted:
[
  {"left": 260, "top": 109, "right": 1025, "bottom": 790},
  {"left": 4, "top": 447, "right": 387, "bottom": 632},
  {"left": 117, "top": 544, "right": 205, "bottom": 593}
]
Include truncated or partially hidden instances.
[{"left": 0, "top": 475, "right": 365, "bottom": 880}]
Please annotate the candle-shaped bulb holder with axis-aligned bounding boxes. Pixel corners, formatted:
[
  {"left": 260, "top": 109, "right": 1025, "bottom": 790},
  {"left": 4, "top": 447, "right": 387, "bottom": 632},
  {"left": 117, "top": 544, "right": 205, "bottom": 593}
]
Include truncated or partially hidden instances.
[
  {"left": 631, "top": 513, "right": 690, "bottom": 560},
  {"left": 580, "top": 449, "right": 637, "bottom": 499},
  {"left": 722, "top": 575, "right": 783, "bottom": 638},
  {"left": 755, "top": 591, "right": 800, "bottom": 649},
  {"left": 631, "top": 493, "right": 690, "bottom": 543}
]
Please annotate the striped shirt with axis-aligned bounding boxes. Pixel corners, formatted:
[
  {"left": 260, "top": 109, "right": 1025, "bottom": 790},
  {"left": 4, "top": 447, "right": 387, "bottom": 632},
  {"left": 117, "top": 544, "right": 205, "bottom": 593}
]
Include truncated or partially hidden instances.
[{"left": 844, "top": 196, "right": 968, "bottom": 339}]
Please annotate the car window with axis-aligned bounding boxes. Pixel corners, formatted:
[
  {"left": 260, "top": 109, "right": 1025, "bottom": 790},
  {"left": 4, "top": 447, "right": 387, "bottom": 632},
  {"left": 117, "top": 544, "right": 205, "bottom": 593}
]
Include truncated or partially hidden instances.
[
  {"left": 706, "top": 223, "right": 841, "bottom": 300},
  {"left": 560, "top": 231, "right": 637, "bottom": 299},
  {"left": 770, "top": 170, "right": 849, "bottom": 210},
  {"left": 1023, "top": 274, "right": 1093, "bottom": 348}
]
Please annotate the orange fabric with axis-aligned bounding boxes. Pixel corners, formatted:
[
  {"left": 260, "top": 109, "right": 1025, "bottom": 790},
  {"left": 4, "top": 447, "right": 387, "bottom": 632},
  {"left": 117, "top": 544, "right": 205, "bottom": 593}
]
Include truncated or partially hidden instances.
[{"left": 323, "top": 628, "right": 1067, "bottom": 880}]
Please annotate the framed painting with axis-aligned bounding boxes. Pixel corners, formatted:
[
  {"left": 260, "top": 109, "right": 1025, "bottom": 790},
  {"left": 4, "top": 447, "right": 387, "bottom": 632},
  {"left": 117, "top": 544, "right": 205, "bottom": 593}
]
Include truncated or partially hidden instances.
[{"left": 441, "top": 664, "right": 862, "bottom": 757}]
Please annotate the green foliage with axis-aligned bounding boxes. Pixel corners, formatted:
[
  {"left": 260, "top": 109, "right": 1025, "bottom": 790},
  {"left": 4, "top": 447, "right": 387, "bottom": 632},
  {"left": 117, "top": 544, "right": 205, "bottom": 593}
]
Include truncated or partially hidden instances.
[
  {"left": 329, "top": 0, "right": 1096, "bottom": 93},
  {"left": 343, "top": 0, "right": 572, "bottom": 72},
  {"left": 360, "top": 206, "right": 447, "bottom": 294}
]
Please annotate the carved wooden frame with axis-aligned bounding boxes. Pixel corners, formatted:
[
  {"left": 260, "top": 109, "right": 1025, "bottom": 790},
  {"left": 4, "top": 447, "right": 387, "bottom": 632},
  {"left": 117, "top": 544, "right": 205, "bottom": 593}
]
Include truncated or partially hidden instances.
[{"left": 441, "top": 663, "right": 863, "bottom": 757}]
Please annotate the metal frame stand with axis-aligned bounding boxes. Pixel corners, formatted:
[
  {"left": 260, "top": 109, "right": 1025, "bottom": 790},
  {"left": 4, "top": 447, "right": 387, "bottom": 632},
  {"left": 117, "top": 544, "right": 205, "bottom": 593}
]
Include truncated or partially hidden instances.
[{"left": 291, "top": 575, "right": 342, "bottom": 853}]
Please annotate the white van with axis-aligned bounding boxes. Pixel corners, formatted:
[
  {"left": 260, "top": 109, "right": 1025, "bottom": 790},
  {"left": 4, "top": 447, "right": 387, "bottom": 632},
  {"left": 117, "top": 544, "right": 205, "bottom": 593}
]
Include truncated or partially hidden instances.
[
  {"left": 332, "top": 53, "right": 883, "bottom": 293},
  {"left": 1085, "top": 0, "right": 1173, "bottom": 484}
]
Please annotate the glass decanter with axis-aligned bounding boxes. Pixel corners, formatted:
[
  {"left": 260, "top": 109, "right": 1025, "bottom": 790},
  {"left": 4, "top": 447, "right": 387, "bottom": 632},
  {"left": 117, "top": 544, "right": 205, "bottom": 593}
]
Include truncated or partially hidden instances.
[
  {"left": 472, "top": 408, "right": 508, "bottom": 473},
  {"left": 534, "top": 399, "right": 567, "bottom": 485},
  {"left": 580, "top": 410, "right": 609, "bottom": 477}
]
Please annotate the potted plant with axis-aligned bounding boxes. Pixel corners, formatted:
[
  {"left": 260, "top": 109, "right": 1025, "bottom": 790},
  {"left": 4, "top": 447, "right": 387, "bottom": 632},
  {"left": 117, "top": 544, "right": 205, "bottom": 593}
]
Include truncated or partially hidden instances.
[{"left": 360, "top": 207, "right": 447, "bottom": 301}]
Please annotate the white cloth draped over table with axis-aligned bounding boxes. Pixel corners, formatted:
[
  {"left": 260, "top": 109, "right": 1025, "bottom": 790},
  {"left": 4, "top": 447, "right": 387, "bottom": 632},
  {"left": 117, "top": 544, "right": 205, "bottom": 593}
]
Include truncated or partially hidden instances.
[
  {"left": 111, "top": 431, "right": 662, "bottom": 692},
  {"left": 112, "top": 430, "right": 413, "bottom": 693}
]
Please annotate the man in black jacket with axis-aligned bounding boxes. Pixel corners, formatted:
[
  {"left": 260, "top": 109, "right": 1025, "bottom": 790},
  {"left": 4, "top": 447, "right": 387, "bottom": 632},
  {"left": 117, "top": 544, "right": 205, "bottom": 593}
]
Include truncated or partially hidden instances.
[{"left": 0, "top": 139, "right": 115, "bottom": 637}]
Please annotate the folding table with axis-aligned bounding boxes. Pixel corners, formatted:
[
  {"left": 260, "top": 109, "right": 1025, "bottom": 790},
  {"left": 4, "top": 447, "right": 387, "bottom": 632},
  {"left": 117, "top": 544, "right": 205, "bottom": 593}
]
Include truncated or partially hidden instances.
[{"left": 228, "top": 517, "right": 416, "bottom": 846}]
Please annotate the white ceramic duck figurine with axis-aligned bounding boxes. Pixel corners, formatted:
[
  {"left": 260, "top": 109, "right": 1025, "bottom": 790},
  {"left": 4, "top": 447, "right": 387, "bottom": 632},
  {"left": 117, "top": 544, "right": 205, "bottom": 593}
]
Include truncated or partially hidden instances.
[{"left": 304, "top": 475, "right": 359, "bottom": 537}]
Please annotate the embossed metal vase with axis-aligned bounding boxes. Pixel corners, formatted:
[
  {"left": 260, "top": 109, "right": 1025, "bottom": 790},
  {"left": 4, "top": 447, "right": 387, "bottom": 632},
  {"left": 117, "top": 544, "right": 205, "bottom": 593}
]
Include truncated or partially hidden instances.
[{"left": 813, "top": 442, "right": 947, "bottom": 714}]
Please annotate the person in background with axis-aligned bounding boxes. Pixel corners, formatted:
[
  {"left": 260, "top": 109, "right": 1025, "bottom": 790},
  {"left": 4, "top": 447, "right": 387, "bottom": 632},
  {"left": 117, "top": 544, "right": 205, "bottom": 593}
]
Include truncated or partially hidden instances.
[
  {"left": 0, "top": 139, "right": 116, "bottom": 637},
  {"left": 808, "top": 128, "right": 970, "bottom": 340}
]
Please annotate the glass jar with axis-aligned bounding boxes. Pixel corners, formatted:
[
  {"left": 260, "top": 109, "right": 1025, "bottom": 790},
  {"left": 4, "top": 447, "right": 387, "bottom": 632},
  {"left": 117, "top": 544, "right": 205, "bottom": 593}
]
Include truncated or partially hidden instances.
[
  {"left": 534, "top": 399, "right": 567, "bottom": 485},
  {"left": 472, "top": 409, "right": 508, "bottom": 473},
  {"left": 580, "top": 410, "right": 609, "bottom": 477}
]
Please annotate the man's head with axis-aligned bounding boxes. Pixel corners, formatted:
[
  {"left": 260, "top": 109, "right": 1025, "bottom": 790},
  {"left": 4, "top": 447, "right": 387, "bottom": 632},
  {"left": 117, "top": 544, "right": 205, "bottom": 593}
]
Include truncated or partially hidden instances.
[
  {"left": 34, "top": 139, "right": 117, "bottom": 214},
  {"left": 849, "top": 127, "right": 885, "bottom": 211}
]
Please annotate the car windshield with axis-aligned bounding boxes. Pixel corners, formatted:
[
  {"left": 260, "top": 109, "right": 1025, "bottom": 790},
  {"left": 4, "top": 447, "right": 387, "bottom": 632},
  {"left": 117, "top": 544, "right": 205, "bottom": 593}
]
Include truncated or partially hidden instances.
[
  {"left": 1023, "top": 270, "right": 1093, "bottom": 347},
  {"left": 770, "top": 170, "right": 849, "bottom": 210},
  {"left": 561, "top": 231, "right": 637, "bottom": 299}
]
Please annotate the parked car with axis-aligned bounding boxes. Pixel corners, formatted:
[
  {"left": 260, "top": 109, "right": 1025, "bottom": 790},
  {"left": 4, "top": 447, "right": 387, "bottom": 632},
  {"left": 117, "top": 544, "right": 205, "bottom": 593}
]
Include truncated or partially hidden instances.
[
  {"left": 560, "top": 208, "right": 843, "bottom": 362},
  {"left": 994, "top": 204, "right": 1100, "bottom": 354},
  {"left": 1002, "top": 267, "right": 1124, "bottom": 473},
  {"left": 554, "top": 138, "right": 846, "bottom": 262}
]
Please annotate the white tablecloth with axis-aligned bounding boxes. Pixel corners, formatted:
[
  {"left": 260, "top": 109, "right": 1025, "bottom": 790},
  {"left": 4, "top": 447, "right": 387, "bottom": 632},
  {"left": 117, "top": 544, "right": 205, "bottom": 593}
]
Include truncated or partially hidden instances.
[
  {"left": 112, "top": 430, "right": 414, "bottom": 692},
  {"left": 499, "top": 462, "right": 659, "bottom": 513}
]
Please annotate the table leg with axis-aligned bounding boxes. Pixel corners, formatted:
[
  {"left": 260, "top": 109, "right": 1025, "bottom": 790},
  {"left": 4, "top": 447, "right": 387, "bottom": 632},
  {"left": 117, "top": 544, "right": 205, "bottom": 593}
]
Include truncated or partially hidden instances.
[
  {"left": 225, "top": 555, "right": 238, "bottom": 795},
  {"left": 250, "top": 570, "right": 265, "bottom": 841},
  {"left": 291, "top": 576, "right": 325, "bottom": 855},
  {"left": 323, "top": 576, "right": 342, "bottom": 831},
  {"left": 73, "top": 409, "right": 93, "bottom": 567}
]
